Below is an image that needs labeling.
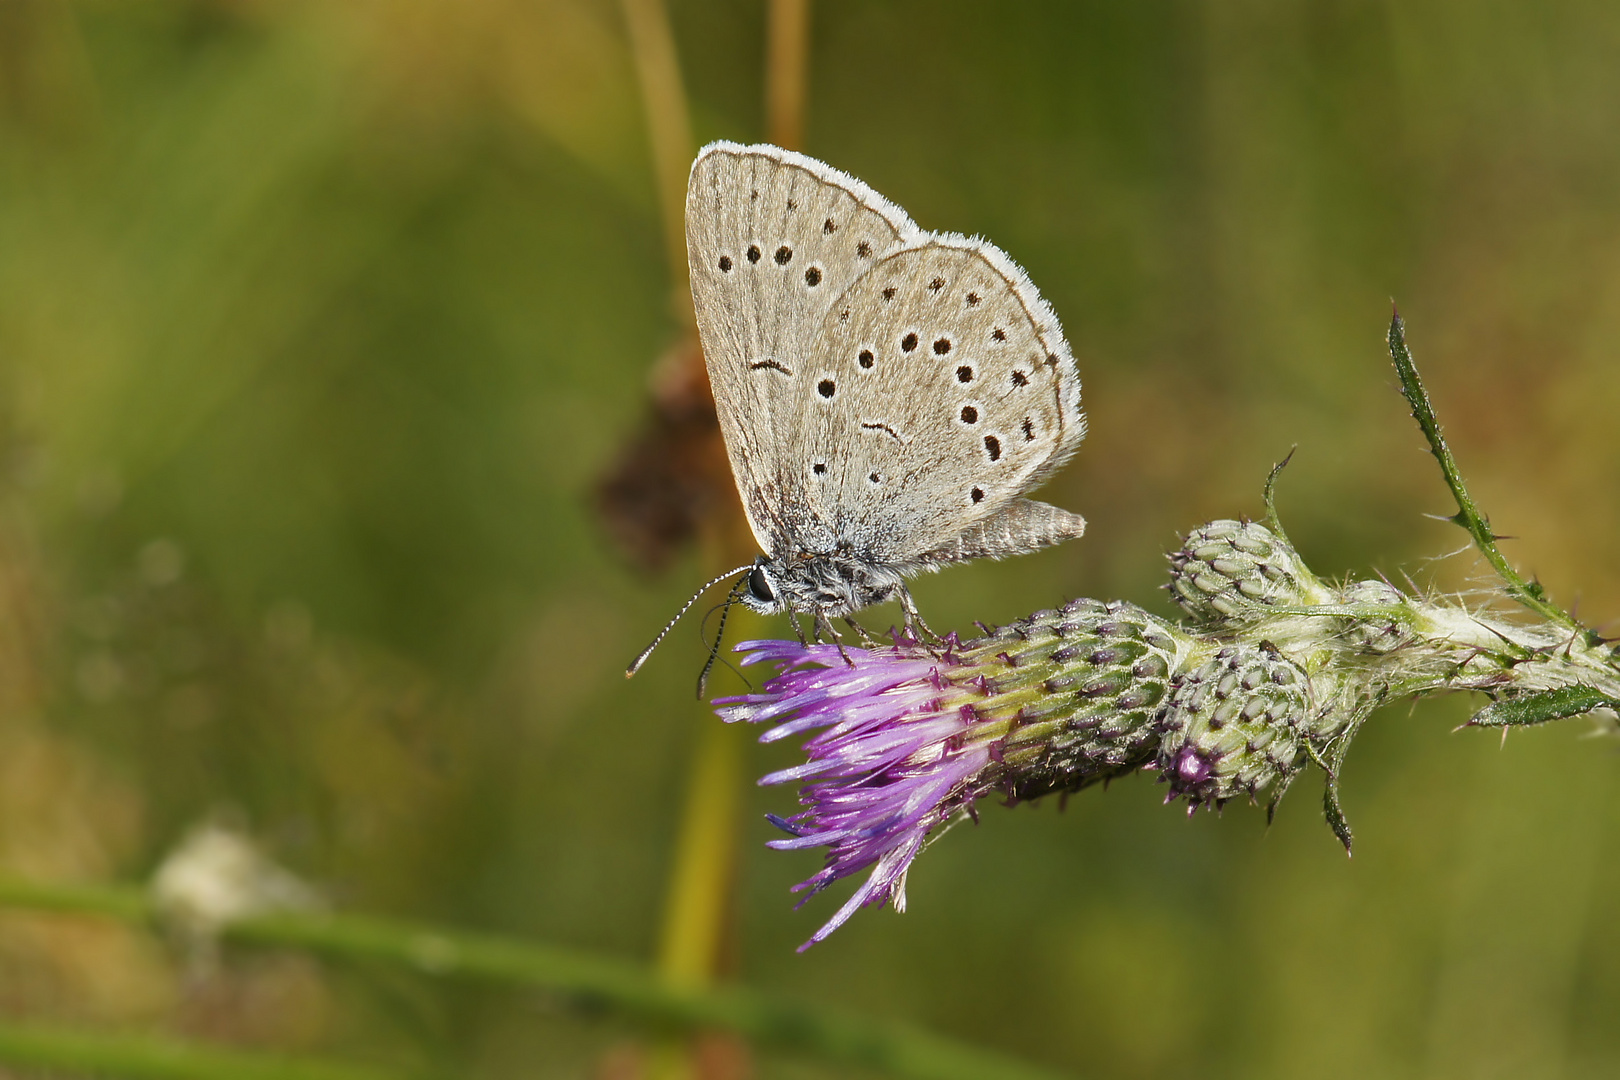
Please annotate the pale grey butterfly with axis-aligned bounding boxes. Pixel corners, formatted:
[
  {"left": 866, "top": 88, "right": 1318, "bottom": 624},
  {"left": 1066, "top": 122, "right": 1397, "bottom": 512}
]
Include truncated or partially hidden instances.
[{"left": 629, "top": 141, "right": 1085, "bottom": 678}]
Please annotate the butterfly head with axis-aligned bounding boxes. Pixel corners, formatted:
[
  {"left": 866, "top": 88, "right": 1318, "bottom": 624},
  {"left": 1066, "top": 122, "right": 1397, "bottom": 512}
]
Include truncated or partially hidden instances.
[
  {"left": 740, "top": 556, "right": 787, "bottom": 615},
  {"left": 739, "top": 552, "right": 907, "bottom": 621}
]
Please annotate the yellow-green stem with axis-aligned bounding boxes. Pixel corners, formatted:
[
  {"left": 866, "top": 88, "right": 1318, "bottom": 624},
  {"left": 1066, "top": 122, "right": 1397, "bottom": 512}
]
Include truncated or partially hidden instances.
[
  {"left": 648, "top": 655, "right": 752, "bottom": 1080},
  {"left": 658, "top": 695, "right": 746, "bottom": 984},
  {"left": 620, "top": 0, "right": 695, "bottom": 325},
  {"left": 765, "top": 0, "right": 812, "bottom": 150}
]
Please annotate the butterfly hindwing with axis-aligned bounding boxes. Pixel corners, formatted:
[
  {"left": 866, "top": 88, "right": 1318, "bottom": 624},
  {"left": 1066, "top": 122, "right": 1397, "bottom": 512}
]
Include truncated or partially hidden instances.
[{"left": 801, "top": 240, "right": 1085, "bottom": 562}]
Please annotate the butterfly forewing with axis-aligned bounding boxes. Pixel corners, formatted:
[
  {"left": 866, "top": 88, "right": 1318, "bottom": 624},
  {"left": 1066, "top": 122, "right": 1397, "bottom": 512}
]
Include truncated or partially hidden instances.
[{"left": 687, "top": 143, "right": 918, "bottom": 554}]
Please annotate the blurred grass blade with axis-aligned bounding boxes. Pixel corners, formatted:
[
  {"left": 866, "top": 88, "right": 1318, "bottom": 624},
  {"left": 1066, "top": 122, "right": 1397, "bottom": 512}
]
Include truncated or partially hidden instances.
[
  {"left": 0, "top": 1023, "right": 426, "bottom": 1080},
  {"left": 0, "top": 879, "right": 1074, "bottom": 1080}
]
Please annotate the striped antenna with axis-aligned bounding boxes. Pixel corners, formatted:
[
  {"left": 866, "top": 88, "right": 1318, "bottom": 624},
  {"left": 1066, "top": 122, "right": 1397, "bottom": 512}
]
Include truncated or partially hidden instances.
[{"left": 626, "top": 563, "right": 755, "bottom": 678}]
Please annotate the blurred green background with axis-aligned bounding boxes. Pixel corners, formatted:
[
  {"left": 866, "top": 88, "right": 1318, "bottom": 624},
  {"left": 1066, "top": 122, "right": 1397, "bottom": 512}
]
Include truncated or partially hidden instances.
[{"left": 3, "top": 1, "right": 1620, "bottom": 1077}]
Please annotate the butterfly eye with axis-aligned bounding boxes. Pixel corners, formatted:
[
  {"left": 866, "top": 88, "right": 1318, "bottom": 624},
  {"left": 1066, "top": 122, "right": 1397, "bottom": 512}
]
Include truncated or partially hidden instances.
[{"left": 748, "top": 566, "right": 776, "bottom": 604}]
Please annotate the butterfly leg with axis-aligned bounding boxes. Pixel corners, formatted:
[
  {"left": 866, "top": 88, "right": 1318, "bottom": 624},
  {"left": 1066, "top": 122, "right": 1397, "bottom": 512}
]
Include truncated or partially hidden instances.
[
  {"left": 802, "top": 610, "right": 827, "bottom": 644},
  {"left": 814, "top": 610, "right": 856, "bottom": 666},
  {"left": 896, "top": 584, "right": 940, "bottom": 644}
]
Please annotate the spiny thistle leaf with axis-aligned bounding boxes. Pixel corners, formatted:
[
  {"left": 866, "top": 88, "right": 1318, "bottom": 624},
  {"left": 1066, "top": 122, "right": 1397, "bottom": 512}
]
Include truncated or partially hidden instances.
[
  {"left": 1387, "top": 311, "right": 1596, "bottom": 644},
  {"left": 1468, "top": 686, "right": 1620, "bottom": 728}
]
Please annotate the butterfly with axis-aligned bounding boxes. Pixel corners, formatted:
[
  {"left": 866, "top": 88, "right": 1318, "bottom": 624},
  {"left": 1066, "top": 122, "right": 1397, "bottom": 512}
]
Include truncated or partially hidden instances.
[{"left": 630, "top": 142, "right": 1085, "bottom": 675}]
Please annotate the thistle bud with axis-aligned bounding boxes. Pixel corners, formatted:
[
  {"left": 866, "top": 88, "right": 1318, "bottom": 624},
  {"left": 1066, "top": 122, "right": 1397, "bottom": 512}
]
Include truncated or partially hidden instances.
[
  {"left": 1338, "top": 579, "right": 1414, "bottom": 653},
  {"left": 1157, "top": 642, "right": 1313, "bottom": 808},
  {"left": 978, "top": 599, "right": 1189, "bottom": 796},
  {"left": 1167, "top": 520, "right": 1335, "bottom": 624}
]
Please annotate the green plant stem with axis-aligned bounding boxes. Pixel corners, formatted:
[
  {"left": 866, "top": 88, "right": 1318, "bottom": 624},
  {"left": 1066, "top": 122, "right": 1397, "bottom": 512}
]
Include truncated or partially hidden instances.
[
  {"left": 1386, "top": 311, "right": 1595, "bottom": 643},
  {"left": 0, "top": 879, "right": 1072, "bottom": 1080},
  {"left": 0, "top": 1023, "right": 422, "bottom": 1080}
]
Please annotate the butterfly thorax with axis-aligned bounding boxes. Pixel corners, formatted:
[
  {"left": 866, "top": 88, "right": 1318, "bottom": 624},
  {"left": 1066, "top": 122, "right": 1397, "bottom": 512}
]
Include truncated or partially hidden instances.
[{"left": 740, "top": 551, "right": 905, "bottom": 619}]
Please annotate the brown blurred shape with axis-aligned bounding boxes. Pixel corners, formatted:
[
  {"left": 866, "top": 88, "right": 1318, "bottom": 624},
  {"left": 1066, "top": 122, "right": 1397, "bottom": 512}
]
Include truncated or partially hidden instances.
[{"left": 593, "top": 333, "right": 734, "bottom": 574}]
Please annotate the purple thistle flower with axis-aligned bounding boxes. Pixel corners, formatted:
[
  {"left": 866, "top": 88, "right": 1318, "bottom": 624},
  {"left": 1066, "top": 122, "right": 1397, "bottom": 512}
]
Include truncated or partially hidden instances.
[
  {"left": 715, "top": 601, "right": 1191, "bottom": 949},
  {"left": 716, "top": 638, "right": 995, "bottom": 950}
]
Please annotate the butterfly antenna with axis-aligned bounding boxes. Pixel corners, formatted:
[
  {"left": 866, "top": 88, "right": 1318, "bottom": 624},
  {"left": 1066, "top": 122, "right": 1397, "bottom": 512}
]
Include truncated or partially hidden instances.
[
  {"left": 695, "top": 575, "right": 749, "bottom": 698},
  {"left": 626, "top": 563, "right": 755, "bottom": 678}
]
